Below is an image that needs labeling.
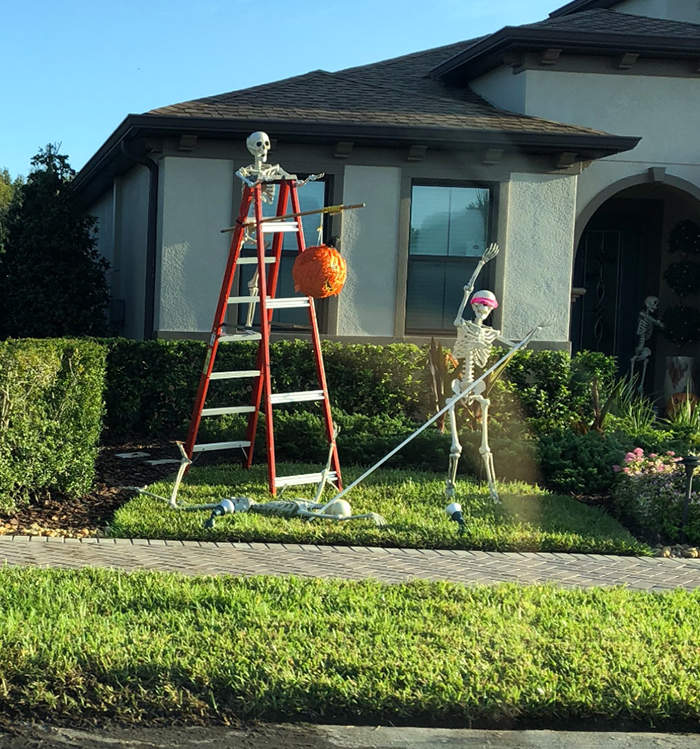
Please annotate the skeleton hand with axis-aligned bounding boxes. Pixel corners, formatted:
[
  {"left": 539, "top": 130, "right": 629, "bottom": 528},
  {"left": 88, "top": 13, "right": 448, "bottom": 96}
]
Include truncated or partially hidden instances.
[{"left": 235, "top": 168, "right": 258, "bottom": 188}]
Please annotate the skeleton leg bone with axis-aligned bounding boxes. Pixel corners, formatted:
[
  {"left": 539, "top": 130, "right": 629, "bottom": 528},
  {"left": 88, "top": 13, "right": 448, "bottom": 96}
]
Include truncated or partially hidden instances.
[
  {"left": 474, "top": 393, "right": 499, "bottom": 502},
  {"left": 445, "top": 403, "right": 462, "bottom": 499},
  {"left": 246, "top": 269, "right": 259, "bottom": 328}
]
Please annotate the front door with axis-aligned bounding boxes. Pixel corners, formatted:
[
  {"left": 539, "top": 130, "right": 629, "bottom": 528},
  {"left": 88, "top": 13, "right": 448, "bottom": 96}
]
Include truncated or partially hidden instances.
[{"left": 570, "top": 198, "right": 663, "bottom": 372}]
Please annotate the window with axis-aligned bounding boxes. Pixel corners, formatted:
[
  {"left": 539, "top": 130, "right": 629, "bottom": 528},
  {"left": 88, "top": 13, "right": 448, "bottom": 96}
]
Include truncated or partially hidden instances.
[
  {"left": 236, "top": 178, "right": 330, "bottom": 330},
  {"left": 405, "top": 183, "right": 493, "bottom": 333}
]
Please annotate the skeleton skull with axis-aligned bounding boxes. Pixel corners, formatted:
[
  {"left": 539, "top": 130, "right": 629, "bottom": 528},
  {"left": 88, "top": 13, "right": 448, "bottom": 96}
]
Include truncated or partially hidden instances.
[
  {"left": 644, "top": 296, "right": 659, "bottom": 313},
  {"left": 470, "top": 289, "right": 499, "bottom": 322},
  {"left": 246, "top": 131, "right": 270, "bottom": 162}
]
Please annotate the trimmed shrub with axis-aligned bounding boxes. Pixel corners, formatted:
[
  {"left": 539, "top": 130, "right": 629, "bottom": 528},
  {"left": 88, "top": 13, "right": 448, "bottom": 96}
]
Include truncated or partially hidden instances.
[
  {"left": 103, "top": 338, "right": 426, "bottom": 439},
  {"left": 0, "top": 339, "right": 105, "bottom": 512},
  {"left": 536, "top": 430, "right": 630, "bottom": 496},
  {"left": 612, "top": 448, "right": 700, "bottom": 545}
]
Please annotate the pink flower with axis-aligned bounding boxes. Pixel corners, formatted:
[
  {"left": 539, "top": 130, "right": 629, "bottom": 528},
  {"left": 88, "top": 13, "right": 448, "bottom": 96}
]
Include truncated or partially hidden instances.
[
  {"left": 667, "top": 450, "right": 675, "bottom": 456},
  {"left": 633, "top": 447, "right": 644, "bottom": 456},
  {"left": 613, "top": 465, "right": 621, "bottom": 473},
  {"left": 622, "top": 467, "right": 630, "bottom": 474},
  {"left": 649, "top": 453, "right": 657, "bottom": 459},
  {"left": 624, "top": 452, "right": 635, "bottom": 463}
]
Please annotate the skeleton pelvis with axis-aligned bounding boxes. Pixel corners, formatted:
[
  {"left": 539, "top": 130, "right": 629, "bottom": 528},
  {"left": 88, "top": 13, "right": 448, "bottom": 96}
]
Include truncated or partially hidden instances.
[{"left": 451, "top": 378, "right": 485, "bottom": 398}]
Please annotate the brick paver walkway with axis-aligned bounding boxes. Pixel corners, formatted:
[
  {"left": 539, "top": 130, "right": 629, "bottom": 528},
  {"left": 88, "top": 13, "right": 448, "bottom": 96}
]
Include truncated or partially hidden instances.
[{"left": 1, "top": 535, "right": 699, "bottom": 590}]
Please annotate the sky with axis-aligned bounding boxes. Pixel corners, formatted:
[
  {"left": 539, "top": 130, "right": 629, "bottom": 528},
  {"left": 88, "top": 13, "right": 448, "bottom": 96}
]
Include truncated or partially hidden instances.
[{"left": 1, "top": 0, "right": 564, "bottom": 180}]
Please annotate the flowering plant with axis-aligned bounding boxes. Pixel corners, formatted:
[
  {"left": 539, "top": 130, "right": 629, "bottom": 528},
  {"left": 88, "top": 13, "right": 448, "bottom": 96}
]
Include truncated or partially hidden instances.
[{"left": 612, "top": 448, "right": 699, "bottom": 544}]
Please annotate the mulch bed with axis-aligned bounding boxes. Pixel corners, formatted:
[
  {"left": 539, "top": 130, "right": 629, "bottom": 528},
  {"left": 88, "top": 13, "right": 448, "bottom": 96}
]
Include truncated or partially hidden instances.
[{"left": 0, "top": 442, "right": 180, "bottom": 537}]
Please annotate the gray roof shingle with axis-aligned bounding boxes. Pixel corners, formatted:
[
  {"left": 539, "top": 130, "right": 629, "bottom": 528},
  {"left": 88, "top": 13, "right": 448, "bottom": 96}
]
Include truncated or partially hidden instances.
[
  {"left": 524, "top": 8, "right": 700, "bottom": 38},
  {"left": 147, "top": 42, "right": 609, "bottom": 138}
]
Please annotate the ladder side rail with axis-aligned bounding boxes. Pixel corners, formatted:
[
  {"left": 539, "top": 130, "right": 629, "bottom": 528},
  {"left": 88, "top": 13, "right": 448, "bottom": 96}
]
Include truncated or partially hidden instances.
[
  {"left": 184, "top": 186, "right": 253, "bottom": 456},
  {"left": 251, "top": 185, "right": 278, "bottom": 494},
  {"left": 244, "top": 182, "right": 291, "bottom": 469},
  {"left": 289, "top": 186, "right": 343, "bottom": 491}
]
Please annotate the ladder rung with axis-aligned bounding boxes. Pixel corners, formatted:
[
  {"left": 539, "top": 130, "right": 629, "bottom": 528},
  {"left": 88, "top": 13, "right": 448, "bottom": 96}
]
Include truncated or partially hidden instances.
[
  {"left": 267, "top": 297, "right": 310, "bottom": 309},
  {"left": 201, "top": 406, "right": 255, "bottom": 416},
  {"left": 227, "top": 295, "right": 258, "bottom": 304},
  {"left": 276, "top": 471, "right": 338, "bottom": 488},
  {"left": 237, "top": 256, "right": 276, "bottom": 265},
  {"left": 261, "top": 221, "right": 299, "bottom": 233},
  {"left": 220, "top": 331, "right": 262, "bottom": 342},
  {"left": 270, "top": 390, "right": 325, "bottom": 405},
  {"left": 192, "top": 440, "right": 251, "bottom": 453},
  {"left": 210, "top": 370, "right": 261, "bottom": 380}
]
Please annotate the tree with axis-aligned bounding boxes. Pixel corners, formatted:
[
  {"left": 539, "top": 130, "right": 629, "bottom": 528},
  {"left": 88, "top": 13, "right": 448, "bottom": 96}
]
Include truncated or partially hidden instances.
[
  {"left": 0, "top": 168, "right": 23, "bottom": 254},
  {"left": 0, "top": 145, "right": 109, "bottom": 338}
]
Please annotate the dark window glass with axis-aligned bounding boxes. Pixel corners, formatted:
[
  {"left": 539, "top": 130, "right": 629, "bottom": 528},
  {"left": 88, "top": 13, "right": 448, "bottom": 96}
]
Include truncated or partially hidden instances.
[
  {"left": 406, "top": 184, "right": 492, "bottom": 333},
  {"left": 236, "top": 180, "right": 327, "bottom": 329}
]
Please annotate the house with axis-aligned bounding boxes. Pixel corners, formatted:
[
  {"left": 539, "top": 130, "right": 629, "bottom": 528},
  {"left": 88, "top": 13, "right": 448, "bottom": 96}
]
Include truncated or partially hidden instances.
[{"left": 74, "top": 0, "right": 700, "bottom": 396}]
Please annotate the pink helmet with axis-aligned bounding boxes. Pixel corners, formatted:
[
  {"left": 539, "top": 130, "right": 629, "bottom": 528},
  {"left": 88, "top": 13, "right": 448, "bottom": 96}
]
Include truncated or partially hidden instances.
[{"left": 471, "top": 289, "right": 499, "bottom": 309}]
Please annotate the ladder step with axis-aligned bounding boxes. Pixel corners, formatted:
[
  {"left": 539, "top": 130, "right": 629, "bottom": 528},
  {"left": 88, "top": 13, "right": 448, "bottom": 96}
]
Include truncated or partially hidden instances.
[
  {"left": 267, "top": 297, "right": 310, "bottom": 310},
  {"left": 276, "top": 471, "right": 339, "bottom": 488},
  {"left": 261, "top": 221, "right": 299, "bottom": 233},
  {"left": 227, "top": 295, "right": 310, "bottom": 309},
  {"left": 237, "top": 256, "right": 276, "bottom": 265},
  {"left": 270, "top": 390, "right": 325, "bottom": 405},
  {"left": 220, "top": 331, "right": 262, "bottom": 342},
  {"left": 201, "top": 405, "right": 255, "bottom": 416},
  {"left": 210, "top": 370, "right": 261, "bottom": 380},
  {"left": 192, "top": 440, "right": 251, "bottom": 453}
]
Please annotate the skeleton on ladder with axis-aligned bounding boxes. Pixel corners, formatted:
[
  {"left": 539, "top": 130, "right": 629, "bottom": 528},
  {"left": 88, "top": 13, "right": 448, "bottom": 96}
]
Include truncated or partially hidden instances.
[{"left": 153, "top": 132, "right": 381, "bottom": 526}]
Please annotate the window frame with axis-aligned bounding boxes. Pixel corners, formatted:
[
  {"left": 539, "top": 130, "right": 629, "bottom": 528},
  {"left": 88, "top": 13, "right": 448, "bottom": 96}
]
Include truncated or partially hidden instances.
[{"left": 404, "top": 178, "right": 498, "bottom": 336}]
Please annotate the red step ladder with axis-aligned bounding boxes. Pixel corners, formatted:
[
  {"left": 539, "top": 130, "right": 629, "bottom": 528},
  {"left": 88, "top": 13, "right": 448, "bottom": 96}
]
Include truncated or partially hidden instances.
[{"left": 182, "top": 178, "right": 342, "bottom": 496}]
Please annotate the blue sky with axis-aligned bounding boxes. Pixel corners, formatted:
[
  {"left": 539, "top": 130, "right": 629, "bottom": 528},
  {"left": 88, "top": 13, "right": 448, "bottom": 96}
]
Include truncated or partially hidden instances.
[{"left": 1, "top": 0, "right": 562, "bottom": 179}]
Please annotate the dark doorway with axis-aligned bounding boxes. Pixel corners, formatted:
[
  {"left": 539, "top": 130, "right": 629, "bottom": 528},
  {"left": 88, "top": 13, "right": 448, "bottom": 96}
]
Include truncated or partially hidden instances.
[{"left": 570, "top": 197, "right": 664, "bottom": 371}]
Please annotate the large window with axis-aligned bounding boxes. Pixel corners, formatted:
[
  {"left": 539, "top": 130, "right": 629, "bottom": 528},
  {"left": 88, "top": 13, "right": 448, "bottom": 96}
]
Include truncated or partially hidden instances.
[
  {"left": 405, "top": 183, "right": 493, "bottom": 333},
  {"left": 236, "top": 178, "right": 330, "bottom": 330}
]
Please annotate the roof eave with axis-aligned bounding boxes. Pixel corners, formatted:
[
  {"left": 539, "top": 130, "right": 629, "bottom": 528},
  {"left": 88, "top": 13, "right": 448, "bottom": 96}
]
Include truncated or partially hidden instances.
[
  {"left": 73, "top": 113, "right": 640, "bottom": 203},
  {"left": 431, "top": 27, "right": 700, "bottom": 82}
]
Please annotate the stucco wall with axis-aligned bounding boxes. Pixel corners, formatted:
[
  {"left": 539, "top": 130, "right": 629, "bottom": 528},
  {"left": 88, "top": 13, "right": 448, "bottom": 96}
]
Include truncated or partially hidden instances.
[
  {"left": 614, "top": 0, "right": 700, "bottom": 23},
  {"left": 469, "top": 66, "right": 527, "bottom": 114},
  {"left": 90, "top": 189, "right": 114, "bottom": 268},
  {"left": 157, "top": 157, "right": 234, "bottom": 333},
  {"left": 501, "top": 173, "right": 578, "bottom": 344},
  {"left": 114, "top": 165, "right": 150, "bottom": 339},
  {"left": 338, "top": 165, "right": 402, "bottom": 337},
  {"left": 524, "top": 71, "right": 700, "bottom": 166},
  {"left": 520, "top": 69, "right": 700, "bottom": 221}
]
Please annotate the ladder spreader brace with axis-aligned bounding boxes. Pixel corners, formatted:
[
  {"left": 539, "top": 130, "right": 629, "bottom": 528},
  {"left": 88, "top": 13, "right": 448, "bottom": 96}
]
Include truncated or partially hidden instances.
[{"left": 170, "top": 178, "right": 354, "bottom": 505}]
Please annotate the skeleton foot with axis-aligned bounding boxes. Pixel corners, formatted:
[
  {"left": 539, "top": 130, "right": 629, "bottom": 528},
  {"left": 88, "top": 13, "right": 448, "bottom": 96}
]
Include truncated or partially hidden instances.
[{"left": 480, "top": 447, "right": 500, "bottom": 503}]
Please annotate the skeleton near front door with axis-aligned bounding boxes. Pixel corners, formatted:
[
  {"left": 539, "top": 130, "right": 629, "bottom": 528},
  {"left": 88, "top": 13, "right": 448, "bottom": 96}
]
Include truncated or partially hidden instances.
[{"left": 447, "top": 243, "right": 513, "bottom": 503}]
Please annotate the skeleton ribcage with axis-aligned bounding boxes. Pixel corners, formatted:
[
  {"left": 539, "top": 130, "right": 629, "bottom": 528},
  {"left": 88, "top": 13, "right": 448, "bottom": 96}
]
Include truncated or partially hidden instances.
[{"left": 453, "top": 322, "right": 498, "bottom": 368}]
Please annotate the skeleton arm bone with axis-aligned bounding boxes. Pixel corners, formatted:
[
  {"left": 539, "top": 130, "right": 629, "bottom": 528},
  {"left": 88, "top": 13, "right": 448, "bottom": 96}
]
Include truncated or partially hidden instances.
[
  {"left": 454, "top": 243, "right": 500, "bottom": 324},
  {"left": 235, "top": 165, "right": 259, "bottom": 187}
]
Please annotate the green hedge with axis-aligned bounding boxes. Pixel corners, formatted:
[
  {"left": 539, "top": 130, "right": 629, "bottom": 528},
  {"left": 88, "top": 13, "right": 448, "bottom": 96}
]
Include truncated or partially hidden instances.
[
  {"left": 103, "top": 338, "right": 427, "bottom": 438},
  {"left": 102, "top": 338, "right": 620, "bottom": 439},
  {"left": 0, "top": 339, "right": 105, "bottom": 512}
]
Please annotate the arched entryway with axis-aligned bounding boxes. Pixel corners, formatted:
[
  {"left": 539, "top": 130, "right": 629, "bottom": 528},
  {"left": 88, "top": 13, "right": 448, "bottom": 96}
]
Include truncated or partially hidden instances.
[{"left": 570, "top": 176, "right": 700, "bottom": 399}]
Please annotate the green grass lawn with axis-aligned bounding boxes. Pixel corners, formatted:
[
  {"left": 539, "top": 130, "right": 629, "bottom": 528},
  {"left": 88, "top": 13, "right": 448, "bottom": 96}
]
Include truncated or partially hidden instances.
[
  {"left": 0, "top": 567, "right": 697, "bottom": 728},
  {"left": 111, "top": 462, "right": 649, "bottom": 555}
]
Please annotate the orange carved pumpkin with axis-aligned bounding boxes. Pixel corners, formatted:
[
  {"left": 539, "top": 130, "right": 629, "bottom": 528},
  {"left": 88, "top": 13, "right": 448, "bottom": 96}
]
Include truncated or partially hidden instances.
[{"left": 292, "top": 244, "right": 347, "bottom": 298}]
